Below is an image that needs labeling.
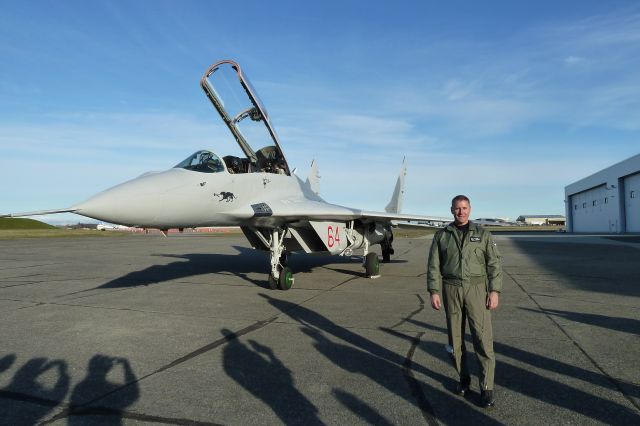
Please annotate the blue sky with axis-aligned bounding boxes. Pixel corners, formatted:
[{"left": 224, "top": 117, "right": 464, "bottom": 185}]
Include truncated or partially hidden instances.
[{"left": 1, "top": 0, "right": 640, "bottom": 223}]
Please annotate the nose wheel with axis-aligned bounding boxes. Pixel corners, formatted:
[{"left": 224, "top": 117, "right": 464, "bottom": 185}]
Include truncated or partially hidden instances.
[
  {"left": 268, "top": 228, "right": 294, "bottom": 290},
  {"left": 277, "top": 266, "right": 294, "bottom": 290}
]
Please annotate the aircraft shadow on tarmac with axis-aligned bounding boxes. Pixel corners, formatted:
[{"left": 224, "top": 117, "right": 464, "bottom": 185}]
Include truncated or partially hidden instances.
[
  {"left": 509, "top": 239, "right": 640, "bottom": 298},
  {"left": 89, "top": 246, "right": 400, "bottom": 291},
  {"left": 520, "top": 307, "right": 640, "bottom": 336},
  {"left": 0, "top": 353, "right": 140, "bottom": 425},
  {"left": 408, "top": 319, "right": 640, "bottom": 424},
  {"left": 220, "top": 294, "right": 503, "bottom": 425}
]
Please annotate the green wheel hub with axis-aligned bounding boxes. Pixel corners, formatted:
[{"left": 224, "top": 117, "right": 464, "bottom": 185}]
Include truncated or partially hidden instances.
[{"left": 278, "top": 266, "right": 294, "bottom": 290}]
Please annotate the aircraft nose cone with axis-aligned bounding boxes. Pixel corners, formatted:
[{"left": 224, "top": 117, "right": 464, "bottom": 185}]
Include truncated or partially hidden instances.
[{"left": 73, "top": 173, "right": 164, "bottom": 225}]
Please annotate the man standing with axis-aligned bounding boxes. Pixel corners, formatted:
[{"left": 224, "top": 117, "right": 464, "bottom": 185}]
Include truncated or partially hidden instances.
[{"left": 427, "top": 195, "right": 502, "bottom": 407}]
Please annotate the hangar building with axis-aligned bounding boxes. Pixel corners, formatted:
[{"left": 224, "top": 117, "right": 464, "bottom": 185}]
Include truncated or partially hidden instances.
[{"left": 565, "top": 153, "right": 640, "bottom": 233}]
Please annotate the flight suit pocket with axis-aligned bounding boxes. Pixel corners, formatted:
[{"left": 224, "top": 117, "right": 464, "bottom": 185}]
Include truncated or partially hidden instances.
[
  {"left": 468, "top": 248, "right": 485, "bottom": 276},
  {"left": 443, "top": 284, "right": 460, "bottom": 315}
]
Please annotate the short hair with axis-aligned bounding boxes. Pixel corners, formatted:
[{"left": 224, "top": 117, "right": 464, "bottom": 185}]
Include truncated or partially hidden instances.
[{"left": 451, "top": 195, "right": 470, "bottom": 206}]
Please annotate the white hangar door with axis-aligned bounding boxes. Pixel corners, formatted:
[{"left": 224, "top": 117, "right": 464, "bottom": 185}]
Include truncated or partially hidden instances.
[
  {"left": 570, "top": 185, "right": 610, "bottom": 232},
  {"left": 624, "top": 173, "right": 640, "bottom": 232}
]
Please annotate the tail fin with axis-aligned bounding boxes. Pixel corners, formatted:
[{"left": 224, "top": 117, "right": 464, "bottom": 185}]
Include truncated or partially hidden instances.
[
  {"left": 305, "top": 160, "right": 321, "bottom": 196},
  {"left": 385, "top": 157, "right": 406, "bottom": 214}
]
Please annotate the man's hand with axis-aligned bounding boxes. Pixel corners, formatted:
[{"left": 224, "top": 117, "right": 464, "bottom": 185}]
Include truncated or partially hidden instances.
[
  {"left": 430, "top": 293, "right": 441, "bottom": 310},
  {"left": 486, "top": 291, "right": 499, "bottom": 310}
]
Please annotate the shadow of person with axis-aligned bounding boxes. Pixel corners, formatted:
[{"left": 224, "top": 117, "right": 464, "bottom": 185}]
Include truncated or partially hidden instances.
[
  {"left": 301, "top": 326, "right": 412, "bottom": 422},
  {"left": 221, "top": 328, "right": 322, "bottom": 425},
  {"left": 261, "top": 295, "right": 501, "bottom": 424},
  {"left": 260, "top": 294, "right": 422, "bottom": 374},
  {"left": 0, "top": 354, "right": 16, "bottom": 374},
  {"left": 331, "top": 389, "right": 395, "bottom": 426},
  {"left": 0, "top": 357, "right": 69, "bottom": 426},
  {"left": 409, "top": 318, "right": 640, "bottom": 422},
  {"left": 67, "top": 354, "right": 139, "bottom": 425}
]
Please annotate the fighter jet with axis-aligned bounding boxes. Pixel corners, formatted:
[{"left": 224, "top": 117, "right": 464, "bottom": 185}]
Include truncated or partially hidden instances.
[{"left": 2, "top": 60, "right": 446, "bottom": 289}]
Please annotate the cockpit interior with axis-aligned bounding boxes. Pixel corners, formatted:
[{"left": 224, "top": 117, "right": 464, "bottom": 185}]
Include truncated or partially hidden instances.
[{"left": 175, "top": 146, "right": 287, "bottom": 175}]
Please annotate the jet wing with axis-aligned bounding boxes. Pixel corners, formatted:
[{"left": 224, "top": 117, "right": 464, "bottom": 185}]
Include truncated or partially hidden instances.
[
  {"left": 228, "top": 196, "right": 446, "bottom": 227},
  {"left": 358, "top": 210, "right": 450, "bottom": 224}
]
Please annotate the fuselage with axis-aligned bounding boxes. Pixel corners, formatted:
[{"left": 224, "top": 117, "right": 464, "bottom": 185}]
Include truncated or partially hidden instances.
[{"left": 72, "top": 165, "right": 322, "bottom": 228}]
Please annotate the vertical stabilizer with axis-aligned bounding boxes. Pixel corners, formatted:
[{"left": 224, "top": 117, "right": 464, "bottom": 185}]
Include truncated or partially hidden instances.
[
  {"left": 385, "top": 157, "right": 406, "bottom": 213},
  {"left": 305, "top": 160, "right": 321, "bottom": 196}
]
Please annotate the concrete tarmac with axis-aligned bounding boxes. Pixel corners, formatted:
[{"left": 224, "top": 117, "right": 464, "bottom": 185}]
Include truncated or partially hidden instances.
[{"left": 0, "top": 233, "right": 638, "bottom": 425}]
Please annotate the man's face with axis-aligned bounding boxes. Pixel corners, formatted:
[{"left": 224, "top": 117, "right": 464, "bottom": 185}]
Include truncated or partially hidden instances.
[{"left": 451, "top": 200, "right": 471, "bottom": 225}]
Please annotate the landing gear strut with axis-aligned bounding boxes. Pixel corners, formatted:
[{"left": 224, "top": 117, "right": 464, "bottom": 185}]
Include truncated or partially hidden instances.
[
  {"left": 381, "top": 236, "right": 394, "bottom": 263},
  {"left": 268, "top": 228, "right": 294, "bottom": 290}
]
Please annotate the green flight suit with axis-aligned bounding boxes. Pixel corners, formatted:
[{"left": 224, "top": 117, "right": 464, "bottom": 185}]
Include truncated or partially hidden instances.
[{"left": 427, "top": 222, "right": 502, "bottom": 391}]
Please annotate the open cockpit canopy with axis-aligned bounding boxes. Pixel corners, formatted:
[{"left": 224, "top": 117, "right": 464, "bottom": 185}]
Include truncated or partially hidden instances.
[
  {"left": 174, "top": 150, "right": 226, "bottom": 173},
  {"left": 200, "top": 60, "right": 290, "bottom": 175}
]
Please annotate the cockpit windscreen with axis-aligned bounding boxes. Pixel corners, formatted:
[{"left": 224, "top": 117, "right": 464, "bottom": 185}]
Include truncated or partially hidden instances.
[{"left": 174, "top": 150, "right": 225, "bottom": 173}]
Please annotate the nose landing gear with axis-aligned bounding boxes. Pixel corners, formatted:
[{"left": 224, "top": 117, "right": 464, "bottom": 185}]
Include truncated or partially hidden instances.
[{"left": 268, "top": 228, "right": 294, "bottom": 290}]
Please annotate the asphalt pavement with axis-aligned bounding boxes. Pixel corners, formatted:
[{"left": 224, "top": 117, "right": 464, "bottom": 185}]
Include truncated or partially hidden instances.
[{"left": 0, "top": 233, "right": 638, "bottom": 425}]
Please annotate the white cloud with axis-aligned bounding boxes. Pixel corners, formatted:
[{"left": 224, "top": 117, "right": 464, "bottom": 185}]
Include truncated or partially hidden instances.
[
  {"left": 564, "top": 55, "right": 584, "bottom": 65},
  {"left": 441, "top": 79, "right": 478, "bottom": 101}
]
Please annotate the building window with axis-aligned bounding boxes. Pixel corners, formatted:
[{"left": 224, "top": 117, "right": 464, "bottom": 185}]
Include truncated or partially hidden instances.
[
  {"left": 593, "top": 200, "right": 598, "bottom": 206},
  {"left": 582, "top": 202, "right": 586, "bottom": 208},
  {"left": 574, "top": 204, "right": 577, "bottom": 210},
  {"left": 632, "top": 191, "right": 637, "bottom": 199},
  {"left": 605, "top": 197, "right": 608, "bottom": 204}
]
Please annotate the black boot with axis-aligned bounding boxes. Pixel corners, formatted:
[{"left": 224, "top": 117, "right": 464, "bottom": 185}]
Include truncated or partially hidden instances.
[
  {"left": 481, "top": 389, "right": 495, "bottom": 408},
  {"left": 455, "top": 375, "right": 471, "bottom": 396}
]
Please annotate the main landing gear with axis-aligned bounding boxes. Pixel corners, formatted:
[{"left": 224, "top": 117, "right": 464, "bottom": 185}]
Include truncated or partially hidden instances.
[
  {"left": 381, "top": 237, "right": 394, "bottom": 263},
  {"left": 364, "top": 252, "right": 380, "bottom": 278},
  {"left": 268, "top": 228, "right": 294, "bottom": 290},
  {"left": 362, "top": 239, "right": 381, "bottom": 279}
]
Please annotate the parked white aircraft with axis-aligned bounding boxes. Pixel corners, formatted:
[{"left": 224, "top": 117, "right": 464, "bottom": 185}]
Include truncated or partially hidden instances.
[
  {"left": 2, "top": 60, "right": 446, "bottom": 289},
  {"left": 96, "top": 223, "right": 131, "bottom": 231}
]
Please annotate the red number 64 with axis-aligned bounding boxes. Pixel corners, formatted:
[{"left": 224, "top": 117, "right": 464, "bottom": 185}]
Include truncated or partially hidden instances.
[{"left": 327, "top": 226, "right": 341, "bottom": 248}]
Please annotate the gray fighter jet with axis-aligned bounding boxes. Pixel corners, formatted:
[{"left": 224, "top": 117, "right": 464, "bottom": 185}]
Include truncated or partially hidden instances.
[{"left": 2, "top": 60, "right": 446, "bottom": 289}]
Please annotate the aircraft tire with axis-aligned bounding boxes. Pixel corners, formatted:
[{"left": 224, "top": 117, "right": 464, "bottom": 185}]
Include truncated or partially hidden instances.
[
  {"left": 268, "top": 274, "right": 278, "bottom": 290},
  {"left": 365, "top": 253, "right": 380, "bottom": 278},
  {"left": 278, "top": 266, "right": 294, "bottom": 290}
]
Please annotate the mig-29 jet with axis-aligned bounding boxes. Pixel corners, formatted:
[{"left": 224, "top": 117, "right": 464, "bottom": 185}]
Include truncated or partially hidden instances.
[{"left": 2, "top": 60, "right": 446, "bottom": 290}]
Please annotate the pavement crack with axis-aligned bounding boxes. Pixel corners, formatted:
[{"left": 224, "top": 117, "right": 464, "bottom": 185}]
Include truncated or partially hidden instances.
[
  {"left": 0, "top": 263, "right": 63, "bottom": 270},
  {"left": 41, "top": 405, "right": 224, "bottom": 425},
  {"left": 40, "top": 318, "right": 276, "bottom": 425},
  {"left": 1, "top": 273, "right": 43, "bottom": 280},
  {"left": 0, "top": 281, "right": 45, "bottom": 289},
  {"left": 390, "top": 294, "right": 425, "bottom": 329},
  {"left": 401, "top": 331, "right": 439, "bottom": 426},
  {"left": 526, "top": 292, "right": 640, "bottom": 310},
  {"left": 505, "top": 269, "right": 640, "bottom": 413},
  {"left": 0, "top": 389, "right": 64, "bottom": 409}
]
